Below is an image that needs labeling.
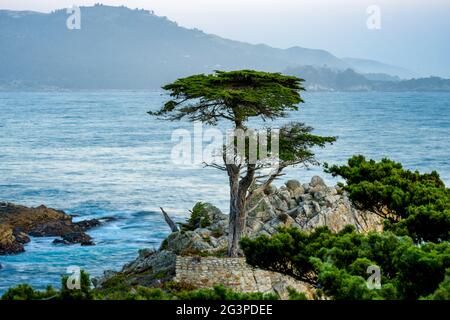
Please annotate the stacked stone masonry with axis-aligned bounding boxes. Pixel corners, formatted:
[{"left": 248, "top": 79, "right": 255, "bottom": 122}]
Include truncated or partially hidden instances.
[{"left": 174, "top": 256, "right": 314, "bottom": 299}]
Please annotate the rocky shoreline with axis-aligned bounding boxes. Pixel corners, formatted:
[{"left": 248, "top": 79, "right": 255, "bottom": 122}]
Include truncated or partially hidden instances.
[
  {"left": 93, "top": 176, "right": 383, "bottom": 299},
  {"left": 1, "top": 175, "right": 384, "bottom": 299},
  {"left": 0, "top": 202, "right": 109, "bottom": 255}
]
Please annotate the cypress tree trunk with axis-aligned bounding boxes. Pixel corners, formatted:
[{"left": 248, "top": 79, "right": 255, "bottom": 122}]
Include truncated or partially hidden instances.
[
  {"left": 227, "top": 166, "right": 241, "bottom": 257},
  {"left": 228, "top": 188, "right": 247, "bottom": 257},
  {"left": 227, "top": 120, "right": 256, "bottom": 257},
  {"left": 227, "top": 163, "right": 255, "bottom": 257}
]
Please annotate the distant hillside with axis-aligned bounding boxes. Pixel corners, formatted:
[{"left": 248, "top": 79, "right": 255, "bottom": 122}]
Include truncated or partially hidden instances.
[
  {"left": 2, "top": 4, "right": 438, "bottom": 91},
  {"left": 342, "top": 58, "right": 417, "bottom": 79},
  {"left": 0, "top": 5, "right": 350, "bottom": 90},
  {"left": 285, "top": 66, "right": 450, "bottom": 92},
  {"left": 372, "top": 76, "right": 450, "bottom": 92}
]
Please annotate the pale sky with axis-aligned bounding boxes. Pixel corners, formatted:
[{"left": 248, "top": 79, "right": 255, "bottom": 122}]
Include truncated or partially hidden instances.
[{"left": 1, "top": 0, "right": 450, "bottom": 77}]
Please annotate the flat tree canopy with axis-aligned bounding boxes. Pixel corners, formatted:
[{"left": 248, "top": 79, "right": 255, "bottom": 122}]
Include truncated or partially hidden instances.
[{"left": 150, "top": 70, "right": 304, "bottom": 126}]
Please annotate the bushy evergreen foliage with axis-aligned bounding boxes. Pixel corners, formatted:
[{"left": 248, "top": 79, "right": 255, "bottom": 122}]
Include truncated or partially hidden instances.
[
  {"left": 179, "top": 202, "right": 211, "bottom": 231},
  {"left": 2, "top": 270, "right": 92, "bottom": 300},
  {"left": 240, "top": 226, "right": 450, "bottom": 300},
  {"left": 176, "top": 285, "right": 278, "bottom": 300},
  {"left": 1, "top": 273, "right": 278, "bottom": 300},
  {"left": 324, "top": 155, "right": 450, "bottom": 242}
]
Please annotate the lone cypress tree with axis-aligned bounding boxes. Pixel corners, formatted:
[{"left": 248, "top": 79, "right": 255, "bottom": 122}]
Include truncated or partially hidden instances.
[{"left": 150, "top": 70, "right": 335, "bottom": 256}]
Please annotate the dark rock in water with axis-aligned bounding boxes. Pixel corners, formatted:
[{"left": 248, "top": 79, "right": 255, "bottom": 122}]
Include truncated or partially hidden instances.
[
  {"left": 29, "top": 220, "right": 82, "bottom": 237},
  {"left": 0, "top": 202, "right": 103, "bottom": 255},
  {"left": 64, "top": 232, "right": 94, "bottom": 245},
  {"left": 53, "top": 232, "right": 95, "bottom": 246},
  {"left": 74, "top": 219, "right": 101, "bottom": 230},
  {"left": 12, "top": 228, "right": 30, "bottom": 244},
  {"left": 0, "top": 224, "right": 27, "bottom": 255}
]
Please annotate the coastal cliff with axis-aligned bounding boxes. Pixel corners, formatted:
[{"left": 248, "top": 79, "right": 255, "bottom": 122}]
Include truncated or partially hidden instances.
[{"left": 94, "top": 176, "right": 383, "bottom": 299}]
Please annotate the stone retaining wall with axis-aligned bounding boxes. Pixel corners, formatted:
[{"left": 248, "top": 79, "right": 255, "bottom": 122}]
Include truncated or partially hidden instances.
[{"left": 174, "top": 256, "right": 313, "bottom": 299}]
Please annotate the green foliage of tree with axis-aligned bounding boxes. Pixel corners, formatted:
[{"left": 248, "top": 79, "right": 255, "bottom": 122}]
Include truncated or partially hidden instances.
[
  {"left": 150, "top": 70, "right": 335, "bottom": 256},
  {"left": 92, "top": 286, "right": 172, "bottom": 300},
  {"left": 393, "top": 242, "right": 450, "bottom": 299},
  {"left": 179, "top": 202, "right": 211, "bottom": 231},
  {"left": 240, "top": 226, "right": 450, "bottom": 300},
  {"left": 2, "top": 272, "right": 279, "bottom": 300},
  {"left": 176, "top": 284, "right": 278, "bottom": 300},
  {"left": 1, "top": 270, "right": 92, "bottom": 300},
  {"left": 314, "top": 262, "right": 397, "bottom": 300},
  {"left": 422, "top": 272, "right": 450, "bottom": 300},
  {"left": 287, "top": 288, "right": 308, "bottom": 300},
  {"left": 324, "top": 155, "right": 450, "bottom": 242},
  {"left": 278, "top": 122, "right": 336, "bottom": 163},
  {"left": 60, "top": 270, "right": 93, "bottom": 300},
  {"left": 1, "top": 284, "right": 57, "bottom": 300},
  {"left": 150, "top": 70, "right": 304, "bottom": 125}
]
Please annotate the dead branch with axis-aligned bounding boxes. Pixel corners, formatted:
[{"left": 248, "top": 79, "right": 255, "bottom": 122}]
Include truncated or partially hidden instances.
[{"left": 159, "top": 207, "right": 180, "bottom": 232}]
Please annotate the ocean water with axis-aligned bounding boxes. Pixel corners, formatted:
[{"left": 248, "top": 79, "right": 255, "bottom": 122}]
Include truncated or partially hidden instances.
[{"left": 0, "top": 91, "right": 449, "bottom": 293}]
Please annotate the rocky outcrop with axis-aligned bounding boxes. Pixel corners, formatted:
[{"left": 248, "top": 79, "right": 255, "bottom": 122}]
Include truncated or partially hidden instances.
[
  {"left": 53, "top": 232, "right": 95, "bottom": 246},
  {"left": 95, "top": 176, "right": 383, "bottom": 299},
  {"left": 0, "top": 224, "right": 28, "bottom": 255},
  {"left": 93, "top": 249, "right": 177, "bottom": 289},
  {"left": 160, "top": 176, "right": 383, "bottom": 255},
  {"left": 246, "top": 176, "right": 383, "bottom": 237},
  {"left": 0, "top": 202, "right": 104, "bottom": 254},
  {"left": 95, "top": 249, "right": 314, "bottom": 300}
]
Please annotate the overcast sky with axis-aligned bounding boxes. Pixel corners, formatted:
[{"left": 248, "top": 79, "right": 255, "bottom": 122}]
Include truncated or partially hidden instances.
[{"left": 2, "top": 0, "right": 449, "bottom": 77}]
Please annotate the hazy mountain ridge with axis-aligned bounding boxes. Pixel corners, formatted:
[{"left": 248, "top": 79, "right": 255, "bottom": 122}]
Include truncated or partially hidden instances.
[
  {"left": 342, "top": 57, "right": 418, "bottom": 79},
  {"left": 285, "top": 66, "right": 450, "bottom": 92},
  {"left": 0, "top": 5, "right": 347, "bottom": 89},
  {"left": 0, "top": 4, "right": 442, "bottom": 91}
]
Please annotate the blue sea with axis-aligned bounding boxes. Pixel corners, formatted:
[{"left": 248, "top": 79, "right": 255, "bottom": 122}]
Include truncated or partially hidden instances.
[{"left": 0, "top": 91, "right": 449, "bottom": 293}]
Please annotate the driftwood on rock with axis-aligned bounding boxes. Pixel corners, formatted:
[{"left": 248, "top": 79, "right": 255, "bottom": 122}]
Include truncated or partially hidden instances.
[{"left": 160, "top": 207, "right": 180, "bottom": 232}]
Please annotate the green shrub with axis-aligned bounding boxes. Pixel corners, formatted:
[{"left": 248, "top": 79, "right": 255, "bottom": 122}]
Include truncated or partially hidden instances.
[
  {"left": 1, "top": 284, "right": 57, "bottom": 300},
  {"left": 2, "top": 272, "right": 279, "bottom": 301},
  {"left": 287, "top": 288, "right": 308, "bottom": 300},
  {"left": 179, "top": 202, "right": 211, "bottom": 231},
  {"left": 163, "top": 281, "right": 197, "bottom": 293},
  {"left": 325, "top": 155, "right": 450, "bottom": 242},
  {"left": 177, "top": 285, "right": 278, "bottom": 300},
  {"left": 60, "top": 270, "right": 93, "bottom": 300},
  {"left": 2, "top": 271, "right": 93, "bottom": 301},
  {"left": 211, "top": 228, "right": 224, "bottom": 238},
  {"left": 422, "top": 273, "right": 450, "bottom": 300},
  {"left": 128, "top": 287, "right": 171, "bottom": 300},
  {"left": 160, "top": 238, "right": 169, "bottom": 250},
  {"left": 241, "top": 226, "right": 450, "bottom": 300}
]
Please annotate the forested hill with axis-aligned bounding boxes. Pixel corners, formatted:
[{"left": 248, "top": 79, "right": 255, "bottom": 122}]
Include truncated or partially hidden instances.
[
  {"left": 284, "top": 66, "right": 450, "bottom": 92},
  {"left": 0, "top": 5, "right": 347, "bottom": 89},
  {"left": 1, "top": 4, "right": 430, "bottom": 91}
]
